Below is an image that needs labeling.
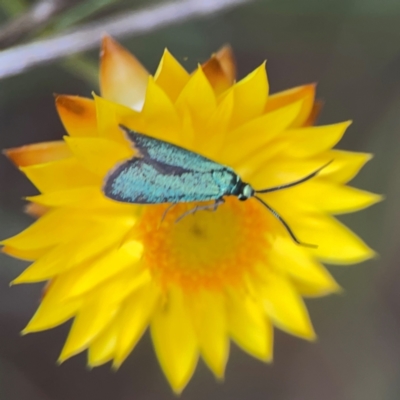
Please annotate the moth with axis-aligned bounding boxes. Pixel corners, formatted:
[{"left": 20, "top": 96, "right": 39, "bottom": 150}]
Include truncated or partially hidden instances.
[{"left": 103, "top": 125, "right": 331, "bottom": 247}]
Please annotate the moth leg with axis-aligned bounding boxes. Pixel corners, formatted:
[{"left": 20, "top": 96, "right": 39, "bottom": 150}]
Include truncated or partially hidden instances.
[
  {"left": 161, "top": 203, "right": 177, "bottom": 223},
  {"left": 212, "top": 197, "right": 225, "bottom": 211},
  {"left": 175, "top": 198, "right": 225, "bottom": 223}
]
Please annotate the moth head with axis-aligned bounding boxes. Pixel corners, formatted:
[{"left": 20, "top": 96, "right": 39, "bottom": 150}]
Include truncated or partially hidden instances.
[{"left": 237, "top": 184, "right": 254, "bottom": 201}]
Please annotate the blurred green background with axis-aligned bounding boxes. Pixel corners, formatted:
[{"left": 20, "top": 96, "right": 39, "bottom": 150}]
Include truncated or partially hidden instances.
[{"left": 0, "top": 0, "right": 395, "bottom": 398}]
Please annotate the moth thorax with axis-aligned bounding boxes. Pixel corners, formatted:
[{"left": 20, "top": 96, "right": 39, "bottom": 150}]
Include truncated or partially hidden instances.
[{"left": 237, "top": 184, "right": 254, "bottom": 201}]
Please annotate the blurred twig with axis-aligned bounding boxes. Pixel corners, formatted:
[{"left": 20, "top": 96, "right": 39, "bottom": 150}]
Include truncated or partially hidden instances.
[
  {"left": 0, "top": 0, "right": 28, "bottom": 17},
  {"left": 0, "top": 0, "right": 75, "bottom": 49},
  {"left": 61, "top": 54, "right": 99, "bottom": 86},
  {"left": 0, "top": 0, "right": 251, "bottom": 80},
  {"left": 52, "top": 0, "right": 119, "bottom": 31}
]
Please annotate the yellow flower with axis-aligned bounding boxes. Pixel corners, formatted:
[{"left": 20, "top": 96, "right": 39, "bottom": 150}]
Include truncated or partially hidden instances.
[{"left": 2, "top": 36, "right": 381, "bottom": 393}]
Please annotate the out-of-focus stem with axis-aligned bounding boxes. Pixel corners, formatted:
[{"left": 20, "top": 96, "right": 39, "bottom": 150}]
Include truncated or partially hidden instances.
[{"left": 0, "top": 0, "right": 252, "bottom": 80}]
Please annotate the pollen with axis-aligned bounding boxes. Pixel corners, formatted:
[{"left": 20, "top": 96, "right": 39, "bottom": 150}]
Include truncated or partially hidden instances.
[{"left": 138, "top": 197, "right": 271, "bottom": 292}]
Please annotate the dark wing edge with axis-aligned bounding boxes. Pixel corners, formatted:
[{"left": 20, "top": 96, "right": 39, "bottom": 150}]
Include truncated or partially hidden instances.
[{"left": 102, "top": 158, "right": 136, "bottom": 202}]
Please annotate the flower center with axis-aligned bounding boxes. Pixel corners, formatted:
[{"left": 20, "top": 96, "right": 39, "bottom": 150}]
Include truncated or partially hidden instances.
[{"left": 138, "top": 197, "right": 271, "bottom": 292}]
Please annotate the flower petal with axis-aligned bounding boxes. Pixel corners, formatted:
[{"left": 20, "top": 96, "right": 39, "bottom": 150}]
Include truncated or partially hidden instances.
[
  {"left": 1, "top": 209, "right": 84, "bottom": 250},
  {"left": 23, "top": 279, "right": 81, "bottom": 333},
  {"left": 24, "top": 203, "right": 49, "bottom": 218},
  {"left": 26, "top": 187, "right": 102, "bottom": 208},
  {"left": 59, "top": 268, "right": 151, "bottom": 362},
  {"left": 151, "top": 287, "right": 198, "bottom": 393},
  {"left": 100, "top": 35, "right": 149, "bottom": 110},
  {"left": 188, "top": 290, "right": 228, "bottom": 379},
  {"left": 154, "top": 49, "right": 189, "bottom": 102},
  {"left": 302, "top": 100, "right": 324, "bottom": 127},
  {"left": 202, "top": 56, "right": 232, "bottom": 95},
  {"left": 64, "top": 136, "right": 133, "bottom": 177},
  {"left": 227, "top": 288, "right": 272, "bottom": 361},
  {"left": 248, "top": 156, "right": 333, "bottom": 190},
  {"left": 94, "top": 94, "right": 141, "bottom": 145},
  {"left": 1, "top": 246, "right": 49, "bottom": 261},
  {"left": 12, "top": 222, "right": 134, "bottom": 284},
  {"left": 266, "top": 84, "right": 316, "bottom": 128},
  {"left": 55, "top": 95, "right": 97, "bottom": 137},
  {"left": 230, "top": 63, "right": 268, "bottom": 129},
  {"left": 271, "top": 237, "right": 341, "bottom": 296},
  {"left": 4, "top": 141, "right": 71, "bottom": 167},
  {"left": 88, "top": 321, "right": 118, "bottom": 367},
  {"left": 20, "top": 158, "right": 100, "bottom": 193},
  {"left": 319, "top": 150, "right": 373, "bottom": 183},
  {"left": 58, "top": 295, "right": 119, "bottom": 362},
  {"left": 292, "top": 212, "right": 376, "bottom": 264},
  {"left": 175, "top": 67, "right": 216, "bottom": 139},
  {"left": 273, "top": 180, "right": 383, "bottom": 214},
  {"left": 140, "top": 77, "right": 181, "bottom": 144},
  {"left": 113, "top": 282, "right": 160, "bottom": 368},
  {"left": 258, "top": 272, "right": 316, "bottom": 340},
  {"left": 65, "top": 240, "right": 143, "bottom": 298},
  {"left": 214, "top": 45, "right": 236, "bottom": 84},
  {"left": 276, "top": 121, "right": 351, "bottom": 158},
  {"left": 222, "top": 100, "right": 304, "bottom": 169},
  {"left": 195, "top": 89, "right": 234, "bottom": 157}
]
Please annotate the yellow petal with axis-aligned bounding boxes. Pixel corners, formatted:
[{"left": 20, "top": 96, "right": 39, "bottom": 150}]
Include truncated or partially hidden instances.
[
  {"left": 226, "top": 288, "right": 272, "bottom": 361},
  {"left": 188, "top": 290, "right": 228, "bottom": 379},
  {"left": 94, "top": 94, "right": 141, "bottom": 145},
  {"left": 55, "top": 95, "right": 98, "bottom": 137},
  {"left": 23, "top": 279, "right": 81, "bottom": 333},
  {"left": 290, "top": 212, "right": 376, "bottom": 264},
  {"left": 13, "top": 219, "right": 137, "bottom": 284},
  {"left": 100, "top": 35, "right": 149, "bottom": 110},
  {"left": 230, "top": 63, "right": 268, "bottom": 129},
  {"left": 276, "top": 121, "right": 351, "bottom": 158},
  {"left": 222, "top": 100, "right": 304, "bottom": 169},
  {"left": 64, "top": 136, "right": 133, "bottom": 177},
  {"left": 140, "top": 77, "right": 181, "bottom": 144},
  {"left": 59, "top": 296, "right": 119, "bottom": 362},
  {"left": 2, "top": 246, "right": 49, "bottom": 261},
  {"left": 2, "top": 209, "right": 83, "bottom": 250},
  {"left": 248, "top": 156, "right": 333, "bottom": 191},
  {"left": 271, "top": 237, "right": 341, "bottom": 296},
  {"left": 26, "top": 187, "right": 102, "bottom": 207},
  {"left": 258, "top": 272, "right": 316, "bottom": 340},
  {"left": 266, "top": 84, "right": 316, "bottom": 128},
  {"left": 314, "top": 185, "right": 383, "bottom": 214},
  {"left": 275, "top": 180, "right": 383, "bottom": 214},
  {"left": 88, "top": 321, "right": 118, "bottom": 367},
  {"left": 151, "top": 287, "right": 198, "bottom": 393},
  {"left": 65, "top": 240, "right": 143, "bottom": 298},
  {"left": 154, "top": 49, "right": 190, "bottom": 102},
  {"left": 195, "top": 89, "right": 234, "bottom": 157},
  {"left": 175, "top": 67, "right": 216, "bottom": 139},
  {"left": 59, "top": 269, "right": 151, "bottom": 362},
  {"left": 319, "top": 150, "right": 373, "bottom": 183},
  {"left": 262, "top": 194, "right": 375, "bottom": 264},
  {"left": 4, "top": 141, "right": 71, "bottom": 167},
  {"left": 20, "top": 157, "right": 100, "bottom": 193},
  {"left": 113, "top": 282, "right": 160, "bottom": 368}
]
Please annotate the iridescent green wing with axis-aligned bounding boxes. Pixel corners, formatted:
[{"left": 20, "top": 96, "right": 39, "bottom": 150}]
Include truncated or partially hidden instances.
[{"left": 103, "top": 127, "right": 238, "bottom": 204}]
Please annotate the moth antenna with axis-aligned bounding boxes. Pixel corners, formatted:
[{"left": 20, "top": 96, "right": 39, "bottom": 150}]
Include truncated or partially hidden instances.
[
  {"left": 254, "top": 196, "right": 318, "bottom": 248},
  {"left": 256, "top": 160, "right": 333, "bottom": 194}
]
